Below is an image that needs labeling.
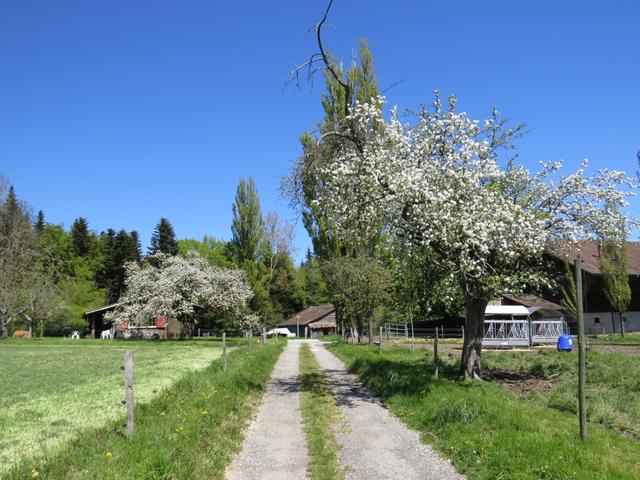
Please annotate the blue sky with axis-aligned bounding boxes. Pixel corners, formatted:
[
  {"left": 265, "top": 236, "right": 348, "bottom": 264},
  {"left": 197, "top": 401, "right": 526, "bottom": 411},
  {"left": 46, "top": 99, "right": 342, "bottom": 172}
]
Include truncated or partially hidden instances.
[{"left": 1, "top": 0, "right": 638, "bottom": 262}]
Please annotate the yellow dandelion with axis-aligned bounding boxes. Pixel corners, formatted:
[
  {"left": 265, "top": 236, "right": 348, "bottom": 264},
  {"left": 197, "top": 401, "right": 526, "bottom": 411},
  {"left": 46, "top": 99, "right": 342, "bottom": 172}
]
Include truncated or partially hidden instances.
[
  {"left": 105, "top": 451, "right": 113, "bottom": 457},
  {"left": 31, "top": 469, "right": 39, "bottom": 478}
]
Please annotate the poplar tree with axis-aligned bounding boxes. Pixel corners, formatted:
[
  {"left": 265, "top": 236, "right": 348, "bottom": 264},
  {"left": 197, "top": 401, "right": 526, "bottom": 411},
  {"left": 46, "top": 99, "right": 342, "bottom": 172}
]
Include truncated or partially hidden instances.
[
  {"left": 288, "top": 39, "right": 381, "bottom": 259},
  {"left": 601, "top": 235, "right": 631, "bottom": 336},
  {"left": 230, "top": 178, "right": 264, "bottom": 265}
]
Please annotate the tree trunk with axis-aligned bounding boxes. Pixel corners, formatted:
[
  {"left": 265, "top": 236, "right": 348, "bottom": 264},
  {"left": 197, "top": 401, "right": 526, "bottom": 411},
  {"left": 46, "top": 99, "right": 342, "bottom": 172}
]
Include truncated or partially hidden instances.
[
  {"left": 461, "top": 295, "right": 489, "bottom": 380},
  {"left": 368, "top": 317, "right": 374, "bottom": 345},
  {"left": 620, "top": 312, "right": 625, "bottom": 337},
  {"left": 0, "top": 319, "right": 7, "bottom": 339},
  {"left": 180, "top": 320, "right": 193, "bottom": 339}
]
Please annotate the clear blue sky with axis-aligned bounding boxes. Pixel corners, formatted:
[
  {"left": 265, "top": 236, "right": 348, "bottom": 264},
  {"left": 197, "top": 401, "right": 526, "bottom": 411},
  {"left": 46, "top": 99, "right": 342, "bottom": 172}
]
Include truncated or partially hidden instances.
[{"left": 1, "top": 0, "right": 638, "bottom": 262}]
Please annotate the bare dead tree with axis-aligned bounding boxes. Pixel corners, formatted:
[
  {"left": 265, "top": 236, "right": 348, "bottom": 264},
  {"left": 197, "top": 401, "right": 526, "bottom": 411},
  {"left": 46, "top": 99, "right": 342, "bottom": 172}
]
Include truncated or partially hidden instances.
[{"left": 286, "top": 0, "right": 364, "bottom": 152}]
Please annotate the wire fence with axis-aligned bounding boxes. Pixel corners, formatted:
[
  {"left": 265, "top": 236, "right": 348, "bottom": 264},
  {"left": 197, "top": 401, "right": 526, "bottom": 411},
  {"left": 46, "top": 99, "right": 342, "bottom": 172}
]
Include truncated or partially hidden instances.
[{"left": 383, "top": 323, "right": 464, "bottom": 340}]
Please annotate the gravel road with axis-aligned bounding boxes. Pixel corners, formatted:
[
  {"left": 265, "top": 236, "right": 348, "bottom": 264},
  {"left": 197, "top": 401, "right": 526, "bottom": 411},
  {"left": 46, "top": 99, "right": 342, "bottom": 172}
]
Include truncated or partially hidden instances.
[
  {"left": 225, "top": 341, "right": 308, "bottom": 480},
  {"left": 309, "top": 341, "right": 464, "bottom": 480}
]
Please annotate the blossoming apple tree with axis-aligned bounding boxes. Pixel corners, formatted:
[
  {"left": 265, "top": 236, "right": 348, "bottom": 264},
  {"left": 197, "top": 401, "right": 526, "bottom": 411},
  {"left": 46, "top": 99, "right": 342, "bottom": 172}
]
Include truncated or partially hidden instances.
[
  {"left": 106, "top": 252, "right": 255, "bottom": 337},
  {"left": 312, "top": 94, "right": 638, "bottom": 379}
]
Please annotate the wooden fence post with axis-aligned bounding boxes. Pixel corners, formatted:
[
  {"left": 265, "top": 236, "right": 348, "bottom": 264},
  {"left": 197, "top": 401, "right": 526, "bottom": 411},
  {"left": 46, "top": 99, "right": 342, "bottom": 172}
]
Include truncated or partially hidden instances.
[
  {"left": 433, "top": 330, "right": 439, "bottom": 380},
  {"left": 410, "top": 315, "right": 415, "bottom": 353},
  {"left": 124, "top": 351, "right": 134, "bottom": 439},
  {"left": 575, "top": 258, "right": 587, "bottom": 440},
  {"left": 379, "top": 326, "right": 383, "bottom": 354},
  {"left": 222, "top": 332, "right": 228, "bottom": 373}
]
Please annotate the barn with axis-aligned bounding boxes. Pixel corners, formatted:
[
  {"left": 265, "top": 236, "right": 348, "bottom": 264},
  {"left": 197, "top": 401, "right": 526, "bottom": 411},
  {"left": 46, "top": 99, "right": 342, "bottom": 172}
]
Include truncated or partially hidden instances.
[
  {"left": 547, "top": 241, "right": 640, "bottom": 333},
  {"left": 83, "top": 305, "right": 182, "bottom": 339},
  {"left": 278, "top": 305, "right": 337, "bottom": 338}
]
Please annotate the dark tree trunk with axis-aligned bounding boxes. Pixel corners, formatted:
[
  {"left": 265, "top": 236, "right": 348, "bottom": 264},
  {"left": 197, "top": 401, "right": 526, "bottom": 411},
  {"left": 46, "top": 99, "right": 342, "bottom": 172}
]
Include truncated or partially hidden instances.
[
  {"left": 461, "top": 295, "right": 489, "bottom": 380},
  {"left": 368, "top": 317, "right": 374, "bottom": 345},
  {"left": 180, "top": 319, "right": 193, "bottom": 339},
  {"left": 620, "top": 312, "right": 625, "bottom": 337}
]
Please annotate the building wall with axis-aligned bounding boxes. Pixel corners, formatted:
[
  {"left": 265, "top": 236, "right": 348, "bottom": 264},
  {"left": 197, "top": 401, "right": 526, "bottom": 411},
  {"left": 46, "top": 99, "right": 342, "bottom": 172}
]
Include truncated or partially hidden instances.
[{"left": 584, "top": 311, "right": 640, "bottom": 334}]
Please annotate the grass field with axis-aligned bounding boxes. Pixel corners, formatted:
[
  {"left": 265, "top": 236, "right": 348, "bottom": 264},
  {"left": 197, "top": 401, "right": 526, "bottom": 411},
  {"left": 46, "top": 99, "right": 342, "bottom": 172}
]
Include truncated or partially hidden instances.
[
  {"left": 0, "top": 338, "right": 224, "bottom": 475},
  {"left": 4, "top": 338, "right": 283, "bottom": 479},
  {"left": 328, "top": 341, "right": 640, "bottom": 480}
]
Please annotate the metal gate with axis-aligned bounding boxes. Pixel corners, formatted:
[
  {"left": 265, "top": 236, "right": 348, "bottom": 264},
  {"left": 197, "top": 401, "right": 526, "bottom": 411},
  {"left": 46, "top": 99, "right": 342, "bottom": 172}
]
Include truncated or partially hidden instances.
[
  {"left": 383, "top": 322, "right": 409, "bottom": 339},
  {"left": 483, "top": 317, "right": 568, "bottom": 347}
]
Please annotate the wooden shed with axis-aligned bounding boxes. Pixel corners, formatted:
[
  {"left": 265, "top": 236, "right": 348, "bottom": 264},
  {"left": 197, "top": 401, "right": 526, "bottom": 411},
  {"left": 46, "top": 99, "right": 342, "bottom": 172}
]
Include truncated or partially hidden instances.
[{"left": 278, "top": 305, "right": 337, "bottom": 338}]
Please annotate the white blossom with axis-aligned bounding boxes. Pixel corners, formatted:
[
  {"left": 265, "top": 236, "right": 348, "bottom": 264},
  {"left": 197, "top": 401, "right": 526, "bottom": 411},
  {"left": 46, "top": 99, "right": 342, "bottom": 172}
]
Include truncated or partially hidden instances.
[
  {"left": 314, "top": 95, "right": 638, "bottom": 298},
  {"left": 106, "top": 252, "right": 253, "bottom": 327}
]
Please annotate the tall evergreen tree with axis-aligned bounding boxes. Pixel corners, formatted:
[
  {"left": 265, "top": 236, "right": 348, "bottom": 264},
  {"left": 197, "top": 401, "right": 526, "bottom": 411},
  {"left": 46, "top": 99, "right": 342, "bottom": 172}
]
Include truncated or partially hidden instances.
[
  {"left": 34, "top": 210, "right": 45, "bottom": 234},
  {"left": 1, "top": 185, "right": 29, "bottom": 235},
  {"left": 230, "top": 178, "right": 264, "bottom": 264},
  {"left": 301, "top": 248, "right": 328, "bottom": 306},
  {"left": 97, "top": 229, "right": 119, "bottom": 303},
  {"left": 148, "top": 218, "right": 178, "bottom": 256},
  {"left": 71, "top": 217, "right": 92, "bottom": 257},
  {"left": 129, "top": 230, "right": 142, "bottom": 262}
]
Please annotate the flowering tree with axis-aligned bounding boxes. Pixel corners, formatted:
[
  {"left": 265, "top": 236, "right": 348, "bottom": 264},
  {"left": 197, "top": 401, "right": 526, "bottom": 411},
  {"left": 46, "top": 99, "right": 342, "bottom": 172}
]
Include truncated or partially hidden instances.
[
  {"left": 309, "top": 94, "right": 638, "bottom": 379},
  {"left": 106, "top": 252, "right": 254, "bottom": 337}
]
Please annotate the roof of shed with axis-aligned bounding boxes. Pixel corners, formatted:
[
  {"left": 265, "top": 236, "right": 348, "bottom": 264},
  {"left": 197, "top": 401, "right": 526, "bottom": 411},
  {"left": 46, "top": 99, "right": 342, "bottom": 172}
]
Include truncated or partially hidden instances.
[
  {"left": 83, "top": 304, "right": 119, "bottom": 317},
  {"left": 502, "top": 294, "right": 564, "bottom": 311},
  {"left": 278, "top": 304, "right": 335, "bottom": 327}
]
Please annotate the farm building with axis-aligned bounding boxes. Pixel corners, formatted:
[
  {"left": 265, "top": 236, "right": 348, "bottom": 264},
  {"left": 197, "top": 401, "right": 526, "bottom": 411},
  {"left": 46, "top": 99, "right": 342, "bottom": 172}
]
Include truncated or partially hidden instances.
[
  {"left": 117, "top": 315, "right": 182, "bottom": 339},
  {"left": 483, "top": 295, "right": 567, "bottom": 347},
  {"left": 278, "top": 304, "right": 337, "bottom": 338},
  {"left": 83, "top": 305, "right": 182, "bottom": 339},
  {"left": 83, "top": 304, "right": 118, "bottom": 338},
  {"left": 546, "top": 241, "right": 640, "bottom": 334}
]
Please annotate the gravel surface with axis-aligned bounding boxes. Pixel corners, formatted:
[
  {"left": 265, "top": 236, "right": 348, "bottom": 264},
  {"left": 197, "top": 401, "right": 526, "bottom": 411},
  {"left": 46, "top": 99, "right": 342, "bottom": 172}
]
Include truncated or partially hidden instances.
[
  {"left": 310, "top": 341, "right": 465, "bottom": 480},
  {"left": 226, "top": 341, "right": 308, "bottom": 480}
]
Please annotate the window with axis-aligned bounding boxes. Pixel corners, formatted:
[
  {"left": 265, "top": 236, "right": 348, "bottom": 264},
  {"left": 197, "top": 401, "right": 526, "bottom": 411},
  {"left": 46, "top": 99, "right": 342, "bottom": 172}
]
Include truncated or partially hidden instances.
[
  {"left": 623, "top": 316, "right": 628, "bottom": 324},
  {"left": 594, "top": 317, "right": 600, "bottom": 324}
]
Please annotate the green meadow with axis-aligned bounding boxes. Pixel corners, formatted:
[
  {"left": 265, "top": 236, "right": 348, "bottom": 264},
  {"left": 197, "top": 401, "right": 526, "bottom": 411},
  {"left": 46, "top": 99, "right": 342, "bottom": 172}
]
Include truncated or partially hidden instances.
[{"left": 0, "top": 339, "right": 223, "bottom": 475}]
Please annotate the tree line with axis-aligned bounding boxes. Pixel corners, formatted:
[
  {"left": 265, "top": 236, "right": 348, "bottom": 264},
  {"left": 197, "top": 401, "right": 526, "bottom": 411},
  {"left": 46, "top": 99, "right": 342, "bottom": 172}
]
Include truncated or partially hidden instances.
[{"left": 0, "top": 175, "right": 328, "bottom": 337}]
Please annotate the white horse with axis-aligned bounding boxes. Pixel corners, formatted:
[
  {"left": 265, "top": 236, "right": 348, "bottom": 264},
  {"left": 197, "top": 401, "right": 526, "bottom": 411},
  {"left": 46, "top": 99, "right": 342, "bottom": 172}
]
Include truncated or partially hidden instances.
[
  {"left": 100, "top": 330, "right": 112, "bottom": 339},
  {"left": 71, "top": 331, "right": 81, "bottom": 340}
]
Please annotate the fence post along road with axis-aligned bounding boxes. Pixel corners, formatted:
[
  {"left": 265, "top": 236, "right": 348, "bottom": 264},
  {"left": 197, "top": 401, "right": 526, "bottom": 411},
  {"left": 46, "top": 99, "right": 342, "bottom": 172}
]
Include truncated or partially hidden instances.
[{"left": 124, "top": 351, "right": 134, "bottom": 439}]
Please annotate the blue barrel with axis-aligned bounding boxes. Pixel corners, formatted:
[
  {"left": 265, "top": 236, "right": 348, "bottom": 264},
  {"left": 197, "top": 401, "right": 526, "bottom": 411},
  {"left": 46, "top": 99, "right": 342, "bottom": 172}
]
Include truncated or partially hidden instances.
[{"left": 557, "top": 334, "right": 574, "bottom": 351}]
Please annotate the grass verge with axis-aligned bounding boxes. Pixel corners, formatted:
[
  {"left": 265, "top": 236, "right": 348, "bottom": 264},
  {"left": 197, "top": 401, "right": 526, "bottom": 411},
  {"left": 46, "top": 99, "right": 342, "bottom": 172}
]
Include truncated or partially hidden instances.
[
  {"left": 482, "top": 348, "right": 640, "bottom": 437},
  {"left": 299, "top": 344, "right": 344, "bottom": 480},
  {"left": 328, "top": 342, "right": 640, "bottom": 480},
  {"left": 587, "top": 332, "right": 640, "bottom": 345},
  {"left": 7, "top": 340, "right": 284, "bottom": 480}
]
